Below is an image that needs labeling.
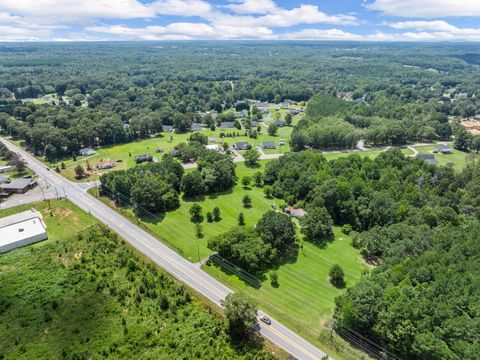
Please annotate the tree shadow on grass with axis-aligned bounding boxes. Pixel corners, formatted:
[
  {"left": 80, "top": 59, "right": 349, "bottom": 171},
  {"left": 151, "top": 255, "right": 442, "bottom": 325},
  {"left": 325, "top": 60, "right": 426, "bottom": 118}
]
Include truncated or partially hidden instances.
[{"left": 206, "top": 188, "right": 234, "bottom": 200}]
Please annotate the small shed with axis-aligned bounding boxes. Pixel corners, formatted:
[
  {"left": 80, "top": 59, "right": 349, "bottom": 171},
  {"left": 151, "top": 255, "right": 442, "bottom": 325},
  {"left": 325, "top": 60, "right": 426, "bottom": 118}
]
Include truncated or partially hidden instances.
[{"left": 79, "top": 148, "right": 96, "bottom": 156}]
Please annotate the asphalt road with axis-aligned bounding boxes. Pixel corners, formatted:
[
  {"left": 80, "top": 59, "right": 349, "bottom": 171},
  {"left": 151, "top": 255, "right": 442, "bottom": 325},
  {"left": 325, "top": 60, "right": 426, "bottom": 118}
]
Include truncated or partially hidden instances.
[{"left": 0, "top": 136, "right": 328, "bottom": 360}]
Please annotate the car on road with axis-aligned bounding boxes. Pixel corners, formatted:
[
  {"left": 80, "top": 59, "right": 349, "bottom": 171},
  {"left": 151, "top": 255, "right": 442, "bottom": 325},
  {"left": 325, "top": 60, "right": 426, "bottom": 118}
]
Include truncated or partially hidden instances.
[{"left": 259, "top": 315, "right": 271, "bottom": 325}]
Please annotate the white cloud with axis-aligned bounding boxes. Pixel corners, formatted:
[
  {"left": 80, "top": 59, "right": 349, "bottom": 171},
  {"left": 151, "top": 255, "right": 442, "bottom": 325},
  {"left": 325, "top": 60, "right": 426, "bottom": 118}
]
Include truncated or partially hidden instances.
[
  {"left": 225, "top": 0, "right": 277, "bottom": 14},
  {"left": 367, "top": 0, "right": 480, "bottom": 18},
  {"left": 386, "top": 21, "right": 459, "bottom": 32},
  {"left": 0, "top": 0, "right": 155, "bottom": 23},
  {"left": 88, "top": 22, "right": 274, "bottom": 40},
  {"left": 150, "top": 0, "right": 213, "bottom": 17},
  {"left": 284, "top": 28, "right": 363, "bottom": 40}
]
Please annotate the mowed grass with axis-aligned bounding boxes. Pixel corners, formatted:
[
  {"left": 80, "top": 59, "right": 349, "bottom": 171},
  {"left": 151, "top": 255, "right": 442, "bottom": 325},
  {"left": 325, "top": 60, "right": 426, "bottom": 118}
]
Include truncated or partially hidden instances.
[
  {"left": 204, "top": 227, "right": 368, "bottom": 358},
  {"left": 414, "top": 145, "right": 478, "bottom": 171},
  {"left": 57, "top": 124, "right": 298, "bottom": 182}
]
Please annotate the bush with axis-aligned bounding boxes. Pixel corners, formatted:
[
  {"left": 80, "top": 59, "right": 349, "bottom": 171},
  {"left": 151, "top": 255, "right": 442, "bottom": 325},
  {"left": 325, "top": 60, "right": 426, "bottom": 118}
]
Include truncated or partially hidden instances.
[{"left": 329, "top": 264, "right": 345, "bottom": 287}]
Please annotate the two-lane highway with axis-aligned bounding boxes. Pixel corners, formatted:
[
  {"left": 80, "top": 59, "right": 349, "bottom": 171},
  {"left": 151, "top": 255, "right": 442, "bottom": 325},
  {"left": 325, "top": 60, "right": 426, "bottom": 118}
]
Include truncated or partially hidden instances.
[{"left": 0, "top": 136, "right": 328, "bottom": 360}]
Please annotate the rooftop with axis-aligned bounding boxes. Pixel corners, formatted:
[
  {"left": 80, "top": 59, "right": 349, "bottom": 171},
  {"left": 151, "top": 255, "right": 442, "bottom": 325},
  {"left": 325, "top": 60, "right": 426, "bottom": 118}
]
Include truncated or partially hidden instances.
[{"left": 0, "top": 178, "right": 35, "bottom": 190}]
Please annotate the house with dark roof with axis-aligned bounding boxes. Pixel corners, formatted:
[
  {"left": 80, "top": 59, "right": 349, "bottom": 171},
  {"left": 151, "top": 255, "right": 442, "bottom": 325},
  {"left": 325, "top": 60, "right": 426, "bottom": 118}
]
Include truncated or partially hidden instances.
[
  {"left": 79, "top": 148, "right": 96, "bottom": 156},
  {"left": 250, "top": 121, "right": 258, "bottom": 127},
  {"left": 191, "top": 123, "right": 203, "bottom": 131},
  {"left": 260, "top": 141, "right": 276, "bottom": 149},
  {"left": 433, "top": 145, "right": 453, "bottom": 154},
  {"left": 415, "top": 153, "right": 438, "bottom": 165},
  {"left": 161, "top": 125, "right": 174, "bottom": 132},
  {"left": 234, "top": 142, "right": 250, "bottom": 150},
  {"left": 0, "top": 178, "right": 37, "bottom": 195},
  {"left": 220, "top": 122, "right": 235, "bottom": 129},
  {"left": 135, "top": 154, "right": 153, "bottom": 164},
  {"left": 276, "top": 120, "right": 287, "bottom": 127}
]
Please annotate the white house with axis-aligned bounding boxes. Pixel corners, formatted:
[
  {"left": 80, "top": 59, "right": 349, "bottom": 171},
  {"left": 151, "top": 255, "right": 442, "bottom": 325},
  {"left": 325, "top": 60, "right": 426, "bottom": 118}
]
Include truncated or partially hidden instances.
[{"left": 0, "top": 209, "right": 48, "bottom": 253}]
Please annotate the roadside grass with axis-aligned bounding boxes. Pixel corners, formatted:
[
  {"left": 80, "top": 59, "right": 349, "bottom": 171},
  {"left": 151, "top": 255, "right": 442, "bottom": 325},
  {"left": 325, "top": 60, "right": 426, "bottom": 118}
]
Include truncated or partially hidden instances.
[
  {"left": 414, "top": 145, "right": 478, "bottom": 171},
  {"left": 204, "top": 227, "right": 368, "bottom": 360},
  {"left": 0, "top": 200, "right": 277, "bottom": 359}
]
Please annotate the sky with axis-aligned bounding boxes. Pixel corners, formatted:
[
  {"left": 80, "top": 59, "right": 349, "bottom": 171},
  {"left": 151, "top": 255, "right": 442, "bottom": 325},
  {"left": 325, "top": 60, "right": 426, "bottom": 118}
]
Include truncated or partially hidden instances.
[{"left": 2, "top": 0, "right": 480, "bottom": 42}]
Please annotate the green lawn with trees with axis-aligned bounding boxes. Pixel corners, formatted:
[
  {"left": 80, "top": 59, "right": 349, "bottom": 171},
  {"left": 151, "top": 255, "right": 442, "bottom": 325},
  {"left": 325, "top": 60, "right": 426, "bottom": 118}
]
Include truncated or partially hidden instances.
[{"left": 414, "top": 144, "right": 478, "bottom": 171}]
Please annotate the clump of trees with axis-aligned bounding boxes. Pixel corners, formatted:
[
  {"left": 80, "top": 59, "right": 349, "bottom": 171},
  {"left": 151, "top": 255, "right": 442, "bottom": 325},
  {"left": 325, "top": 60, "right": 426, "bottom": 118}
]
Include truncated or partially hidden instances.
[{"left": 208, "top": 211, "right": 296, "bottom": 272}]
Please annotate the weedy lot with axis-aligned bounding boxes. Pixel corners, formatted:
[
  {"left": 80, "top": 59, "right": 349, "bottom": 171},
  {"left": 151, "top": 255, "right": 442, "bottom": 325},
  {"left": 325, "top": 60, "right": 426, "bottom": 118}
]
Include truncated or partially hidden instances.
[{"left": 0, "top": 200, "right": 275, "bottom": 359}]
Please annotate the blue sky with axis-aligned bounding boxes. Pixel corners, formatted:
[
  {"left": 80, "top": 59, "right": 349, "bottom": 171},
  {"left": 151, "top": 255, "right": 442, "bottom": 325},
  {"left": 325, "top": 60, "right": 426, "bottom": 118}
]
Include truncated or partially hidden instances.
[{"left": 1, "top": 0, "right": 480, "bottom": 41}]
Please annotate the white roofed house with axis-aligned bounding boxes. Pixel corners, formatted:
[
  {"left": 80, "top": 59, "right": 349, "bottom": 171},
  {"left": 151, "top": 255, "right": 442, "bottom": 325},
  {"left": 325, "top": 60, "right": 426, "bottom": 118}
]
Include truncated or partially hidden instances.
[{"left": 0, "top": 209, "right": 48, "bottom": 253}]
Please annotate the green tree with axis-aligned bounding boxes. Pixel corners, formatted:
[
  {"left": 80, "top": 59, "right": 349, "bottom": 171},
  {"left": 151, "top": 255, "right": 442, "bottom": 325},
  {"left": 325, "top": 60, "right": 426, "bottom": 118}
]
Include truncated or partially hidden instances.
[
  {"left": 74, "top": 164, "right": 85, "bottom": 179},
  {"left": 270, "top": 271, "right": 279, "bottom": 287},
  {"left": 212, "top": 206, "right": 221, "bottom": 221},
  {"left": 242, "top": 195, "right": 252, "bottom": 208},
  {"left": 181, "top": 169, "right": 205, "bottom": 197},
  {"left": 189, "top": 203, "right": 203, "bottom": 223},
  {"left": 263, "top": 185, "right": 272, "bottom": 198},
  {"left": 224, "top": 293, "right": 257, "bottom": 339},
  {"left": 238, "top": 212, "right": 245, "bottom": 226},
  {"left": 285, "top": 113, "right": 293, "bottom": 125},
  {"left": 300, "top": 207, "right": 333, "bottom": 244},
  {"left": 253, "top": 171, "right": 263, "bottom": 187},
  {"left": 268, "top": 123, "right": 278, "bottom": 136},
  {"left": 244, "top": 149, "right": 260, "bottom": 166},
  {"left": 206, "top": 211, "right": 213, "bottom": 223},
  {"left": 329, "top": 264, "right": 345, "bottom": 287},
  {"left": 256, "top": 211, "right": 296, "bottom": 254},
  {"left": 241, "top": 176, "right": 251, "bottom": 188}
]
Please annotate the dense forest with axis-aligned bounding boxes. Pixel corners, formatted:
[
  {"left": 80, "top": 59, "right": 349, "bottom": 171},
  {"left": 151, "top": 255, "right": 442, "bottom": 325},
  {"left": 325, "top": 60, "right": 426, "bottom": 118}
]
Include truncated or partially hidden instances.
[
  {"left": 2, "top": 42, "right": 480, "bottom": 157},
  {"left": 261, "top": 149, "right": 480, "bottom": 359}
]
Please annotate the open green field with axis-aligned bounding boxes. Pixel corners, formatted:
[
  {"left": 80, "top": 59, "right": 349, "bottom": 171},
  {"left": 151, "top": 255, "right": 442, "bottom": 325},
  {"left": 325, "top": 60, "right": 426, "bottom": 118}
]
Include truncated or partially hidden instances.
[
  {"left": 414, "top": 145, "right": 478, "bottom": 171},
  {"left": 204, "top": 227, "right": 368, "bottom": 358},
  {"left": 93, "top": 160, "right": 368, "bottom": 359},
  {"left": 0, "top": 200, "right": 276, "bottom": 359}
]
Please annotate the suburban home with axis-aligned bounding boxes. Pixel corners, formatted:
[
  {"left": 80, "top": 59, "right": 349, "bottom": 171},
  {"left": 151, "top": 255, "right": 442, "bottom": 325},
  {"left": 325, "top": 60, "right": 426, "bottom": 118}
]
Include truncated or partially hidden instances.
[
  {"left": 135, "top": 154, "right": 153, "bottom": 163},
  {"left": 220, "top": 122, "right": 235, "bottom": 129},
  {"left": 78, "top": 148, "right": 96, "bottom": 156},
  {"left": 433, "top": 145, "right": 453, "bottom": 154},
  {"left": 96, "top": 160, "right": 116, "bottom": 170},
  {"left": 234, "top": 142, "right": 250, "bottom": 150},
  {"left": 260, "top": 141, "right": 276, "bottom": 149},
  {"left": 284, "top": 206, "right": 306, "bottom": 218},
  {"left": 234, "top": 112, "right": 247, "bottom": 119},
  {"left": 0, "top": 165, "right": 14, "bottom": 174},
  {"left": 0, "top": 208, "right": 48, "bottom": 253},
  {"left": 191, "top": 123, "right": 203, "bottom": 131},
  {"left": 250, "top": 121, "right": 258, "bottom": 127},
  {"left": 415, "top": 153, "right": 438, "bottom": 165},
  {"left": 276, "top": 120, "right": 287, "bottom": 127},
  {"left": 286, "top": 108, "right": 300, "bottom": 115},
  {"left": 206, "top": 144, "right": 220, "bottom": 152},
  {"left": 0, "top": 178, "right": 37, "bottom": 195},
  {"left": 161, "top": 125, "right": 174, "bottom": 132}
]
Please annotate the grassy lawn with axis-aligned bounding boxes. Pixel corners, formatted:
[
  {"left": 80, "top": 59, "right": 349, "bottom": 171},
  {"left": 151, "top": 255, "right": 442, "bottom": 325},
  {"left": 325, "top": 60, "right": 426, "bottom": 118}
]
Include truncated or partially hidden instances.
[
  {"left": 204, "top": 227, "right": 368, "bottom": 360},
  {"left": 414, "top": 145, "right": 478, "bottom": 171}
]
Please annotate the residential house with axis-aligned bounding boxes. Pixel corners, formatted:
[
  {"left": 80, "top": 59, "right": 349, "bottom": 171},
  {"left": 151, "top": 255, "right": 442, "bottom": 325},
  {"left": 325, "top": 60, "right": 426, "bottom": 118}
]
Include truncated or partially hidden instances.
[
  {"left": 191, "top": 123, "right": 203, "bottom": 131},
  {"left": 415, "top": 153, "right": 438, "bottom": 165},
  {"left": 96, "top": 160, "right": 116, "bottom": 170},
  {"left": 234, "top": 142, "right": 250, "bottom": 150},
  {"left": 433, "top": 145, "right": 453, "bottom": 154},
  {"left": 260, "top": 141, "right": 276, "bottom": 149},
  {"left": 220, "top": 122, "right": 235, "bottom": 129},
  {"left": 162, "top": 125, "right": 174, "bottom": 132},
  {"left": 276, "top": 120, "right": 287, "bottom": 127},
  {"left": 134, "top": 154, "right": 153, "bottom": 164},
  {"left": 0, "top": 178, "right": 37, "bottom": 195},
  {"left": 250, "top": 121, "right": 258, "bottom": 128},
  {"left": 78, "top": 148, "right": 96, "bottom": 156},
  {"left": 284, "top": 206, "right": 306, "bottom": 218}
]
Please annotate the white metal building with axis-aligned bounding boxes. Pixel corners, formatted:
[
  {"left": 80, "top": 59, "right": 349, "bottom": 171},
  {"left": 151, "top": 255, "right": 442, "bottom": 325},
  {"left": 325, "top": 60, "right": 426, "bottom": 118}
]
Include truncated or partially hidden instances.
[{"left": 0, "top": 209, "right": 48, "bottom": 253}]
